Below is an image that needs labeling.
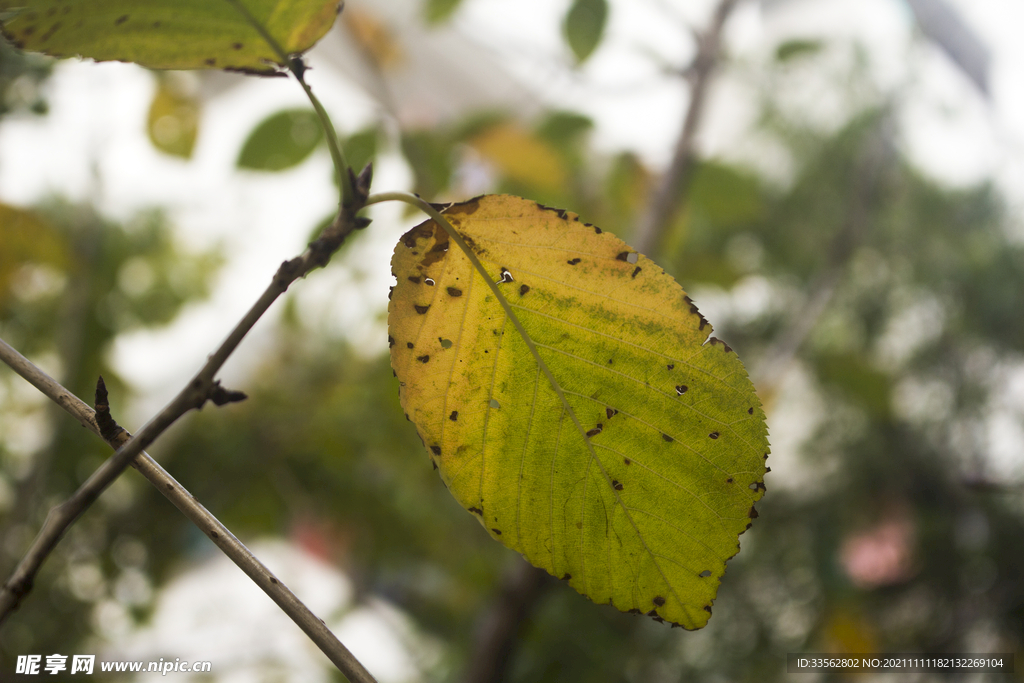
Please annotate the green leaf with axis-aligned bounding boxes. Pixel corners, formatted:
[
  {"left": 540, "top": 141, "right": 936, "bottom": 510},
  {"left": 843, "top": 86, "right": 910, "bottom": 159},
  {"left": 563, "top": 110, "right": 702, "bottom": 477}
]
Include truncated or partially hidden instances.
[
  {"left": 0, "top": 0, "right": 342, "bottom": 73},
  {"left": 563, "top": 0, "right": 608, "bottom": 64},
  {"left": 237, "top": 109, "right": 323, "bottom": 171},
  {"left": 423, "top": 0, "right": 463, "bottom": 24},
  {"left": 388, "top": 195, "right": 768, "bottom": 629},
  {"left": 775, "top": 39, "right": 823, "bottom": 62},
  {"left": 343, "top": 126, "right": 379, "bottom": 177}
]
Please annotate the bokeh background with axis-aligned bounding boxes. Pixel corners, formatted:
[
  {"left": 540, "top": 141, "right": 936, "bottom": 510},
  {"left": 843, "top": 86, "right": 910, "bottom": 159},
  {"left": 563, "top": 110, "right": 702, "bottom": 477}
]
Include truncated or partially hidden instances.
[{"left": 2, "top": 0, "right": 1024, "bottom": 680}]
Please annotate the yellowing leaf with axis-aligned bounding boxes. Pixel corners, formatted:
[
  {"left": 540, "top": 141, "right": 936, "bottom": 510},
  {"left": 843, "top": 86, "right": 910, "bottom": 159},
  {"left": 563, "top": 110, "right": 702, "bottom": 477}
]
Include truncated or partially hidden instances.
[
  {"left": 388, "top": 195, "right": 769, "bottom": 629},
  {"left": 344, "top": 8, "right": 403, "bottom": 70},
  {"left": 0, "top": 0, "right": 342, "bottom": 73},
  {"left": 147, "top": 74, "right": 200, "bottom": 158},
  {"left": 0, "top": 204, "right": 68, "bottom": 305},
  {"left": 470, "top": 123, "right": 567, "bottom": 195}
]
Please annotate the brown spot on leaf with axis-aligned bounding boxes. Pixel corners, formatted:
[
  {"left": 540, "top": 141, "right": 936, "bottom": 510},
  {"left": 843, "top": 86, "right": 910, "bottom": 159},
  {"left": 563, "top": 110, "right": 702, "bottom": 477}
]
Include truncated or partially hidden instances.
[
  {"left": 748, "top": 407, "right": 754, "bottom": 414},
  {"left": 233, "top": 42, "right": 243, "bottom": 49},
  {"left": 631, "top": 266, "right": 641, "bottom": 278},
  {"left": 594, "top": 226, "right": 602, "bottom": 234},
  {"left": 406, "top": 342, "right": 414, "bottom": 349},
  {"left": 675, "top": 385, "right": 688, "bottom": 396},
  {"left": 653, "top": 596, "right": 666, "bottom": 606},
  {"left": 447, "top": 286, "right": 462, "bottom": 297},
  {"left": 491, "top": 528, "right": 502, "bottom": 535},
  {"left": 709, "top": 337, "right": 733, "bottom": 352},
  {"left": 662, "top": 433, "right": 673, "bottom": 442},
  {"left": 430, "top": 446, "right": 441, "bottom": 455},
  {"left": 420, "top": 225, "right": 450, "bottom": 267},
  {"left": 498, "top": 268, "right": 514, "bottom": 283},
  {"left": 561, "top": 573, "right": 572, "bottom": 580},
  {"left": 726, "top": 477, "right": 733, "bottom": 484},
  {"left": 616, "top": 252, "right": 629, "bottom": 261},
  {"left": 205, "top": 58, "right": 216, "bottom": 66},
  {"left": 408, "top": 276, "right": 421, "bottom": 283},
  {"left": 704, "top": 606, "right": 712, "bottom": 614},
  {"left": 417, "top": 355, "right": 430, "bottom": 363},
  {"left": 115, "top": 14, "right": 128, "bottom": 25},
  {"left": 468, "top": 506, "right": 482, "bottom": 515},
  {"left": 449, "top": 411, "right": 458, "bottom": 421},
  {"left": 612, "top": 480, "right": 623, "bottom": 491},
  {"left": 646, "top": 609, "right": 659, "bottom": 617},
  {"left": 624, "top": 458, "right": 631, "bottom": 465},
  {"left": 567, "top": 258, "right": 581, "bottom": 265},
  {"left": 585, "top": 425, "right": 603, "bottom": 437},
  {"left": 414, "top": 304, "right": 430, "bottom": 314},
  {"left": 519, "top": 284, "right": 530, "bottom": 295},
  {"left": 667, "top": 364, "right": 674, "bottom": 370},
  {"left": 388, "top": 335, "right": 395, "bottom": 347},
  {"left": 606, "top": 407, "right": 618, "bottom": 419},
  {"left": 709, "top": 432, "right": 719, "bottom": 439}
]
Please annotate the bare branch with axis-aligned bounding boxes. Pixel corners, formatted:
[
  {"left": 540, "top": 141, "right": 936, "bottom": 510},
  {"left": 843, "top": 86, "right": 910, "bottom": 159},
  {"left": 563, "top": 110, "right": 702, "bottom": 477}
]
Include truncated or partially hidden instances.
[
  {"left": 463, "top": 558, "right": 550, "bottom": 683},
  {"left": 0, "top": 192, "right": 377, "bottom": 682},
  {"left": 632, "top": 0, "right": 738, "bottom": 256},
  {"left": 754, "top": 117, "right": 894, "bottom": 392},
  {"left": 0, "top": 338, "right": 377, "bottom": 683}
]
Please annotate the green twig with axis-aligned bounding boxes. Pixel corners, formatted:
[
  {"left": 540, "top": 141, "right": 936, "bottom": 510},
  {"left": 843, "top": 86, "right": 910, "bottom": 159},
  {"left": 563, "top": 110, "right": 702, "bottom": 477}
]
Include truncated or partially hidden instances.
[{"left": 222, "top": 0, "right": 354, "bottom": 207}]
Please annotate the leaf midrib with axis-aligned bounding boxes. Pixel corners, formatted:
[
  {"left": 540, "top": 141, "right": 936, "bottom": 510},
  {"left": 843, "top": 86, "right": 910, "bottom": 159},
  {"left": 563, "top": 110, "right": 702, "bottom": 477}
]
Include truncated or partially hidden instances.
[{"left": 431, "top": 207, "right": 688, "bottom": 616}]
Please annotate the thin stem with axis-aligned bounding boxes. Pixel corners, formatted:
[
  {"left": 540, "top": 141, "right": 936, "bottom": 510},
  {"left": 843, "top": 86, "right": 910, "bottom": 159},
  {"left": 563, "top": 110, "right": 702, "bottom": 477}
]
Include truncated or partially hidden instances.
[
  {"left": 631, "top": 0, "right": 737, "bottom": 256},
  {"left": 222, "top": 0, "right": 354, "bottom": 206},
  {"left": 0, "top": 197, "right": 369, "bottom": 671},
  {"left": 0, "top": 339, "right": 375, "bottom": 682}
]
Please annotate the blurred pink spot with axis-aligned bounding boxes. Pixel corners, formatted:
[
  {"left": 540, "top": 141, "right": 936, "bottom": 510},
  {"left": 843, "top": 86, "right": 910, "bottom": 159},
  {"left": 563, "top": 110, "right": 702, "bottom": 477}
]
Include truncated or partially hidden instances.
[{"left": 840, "top": 512, "right": 916, "bottom": 588}]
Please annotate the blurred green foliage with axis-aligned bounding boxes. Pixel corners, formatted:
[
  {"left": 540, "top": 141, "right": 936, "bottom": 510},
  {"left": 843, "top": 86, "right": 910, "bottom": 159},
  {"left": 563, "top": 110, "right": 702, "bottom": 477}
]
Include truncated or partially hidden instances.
[{"left": 237, "top": 109, "right": 324, "bottom": 171}]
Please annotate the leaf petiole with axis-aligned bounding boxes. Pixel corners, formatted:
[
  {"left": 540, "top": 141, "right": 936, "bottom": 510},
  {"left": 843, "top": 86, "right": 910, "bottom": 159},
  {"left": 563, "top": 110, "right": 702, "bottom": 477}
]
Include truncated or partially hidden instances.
[{"left": 222, "top": 0, "right": 353, "bottom": 207}]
